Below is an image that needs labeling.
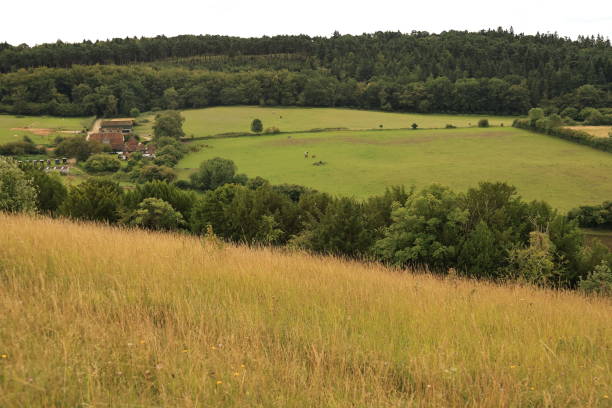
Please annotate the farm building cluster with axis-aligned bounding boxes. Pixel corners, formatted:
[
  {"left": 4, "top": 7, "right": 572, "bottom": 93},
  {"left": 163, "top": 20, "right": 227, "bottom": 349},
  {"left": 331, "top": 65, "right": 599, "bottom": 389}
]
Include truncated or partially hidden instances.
[{"left": 88, "top": 118, "right": 155, "bottom": 158}]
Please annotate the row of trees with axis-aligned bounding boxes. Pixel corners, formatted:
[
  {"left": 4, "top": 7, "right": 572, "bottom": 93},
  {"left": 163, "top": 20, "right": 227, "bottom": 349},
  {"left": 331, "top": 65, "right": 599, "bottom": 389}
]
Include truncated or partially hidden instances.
[
  {"left": 2, "top": 156, "right": 610, "bottom": 293},
  {"left": 1, "top": 65, "right": 594, "bottom": 117}
]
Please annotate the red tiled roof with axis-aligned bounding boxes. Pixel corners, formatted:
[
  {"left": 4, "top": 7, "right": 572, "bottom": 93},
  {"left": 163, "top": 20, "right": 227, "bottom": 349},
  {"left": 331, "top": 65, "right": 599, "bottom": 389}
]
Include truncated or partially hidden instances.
[{"left": 89, "top": 133, "right": 125, "bottom": 150}]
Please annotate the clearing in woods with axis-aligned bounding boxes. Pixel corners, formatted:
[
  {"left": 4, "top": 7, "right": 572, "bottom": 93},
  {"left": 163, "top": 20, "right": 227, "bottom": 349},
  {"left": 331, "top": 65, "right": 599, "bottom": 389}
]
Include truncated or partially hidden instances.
[
  {"left": 0, "top": 114, "right": 88, "bottom": 145},
  {"left": 178, "top": 126, "right": 612, "bottom": 212},
  {"left": 0, "top": 214, "right": 610, "bottom": 407},
  {"left": 133, "top": 106, "right": 517, "bottom": 137}
]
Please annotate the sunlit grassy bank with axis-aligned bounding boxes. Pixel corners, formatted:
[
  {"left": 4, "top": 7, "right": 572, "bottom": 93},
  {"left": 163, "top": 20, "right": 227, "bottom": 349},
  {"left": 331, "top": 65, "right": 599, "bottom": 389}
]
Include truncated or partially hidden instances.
[{"left": 0, "top": 214, "right": 610, "bottom": 407}]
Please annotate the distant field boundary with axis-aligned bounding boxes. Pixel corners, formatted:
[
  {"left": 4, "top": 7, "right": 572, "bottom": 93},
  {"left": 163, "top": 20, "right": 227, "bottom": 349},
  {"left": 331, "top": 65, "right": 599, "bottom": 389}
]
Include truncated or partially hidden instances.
[
  {"left": 183, "top": 125, "right": 507, "bottom": 142},
  {"left": 513, "top": 119, "right": 612, "bottom": 154}
]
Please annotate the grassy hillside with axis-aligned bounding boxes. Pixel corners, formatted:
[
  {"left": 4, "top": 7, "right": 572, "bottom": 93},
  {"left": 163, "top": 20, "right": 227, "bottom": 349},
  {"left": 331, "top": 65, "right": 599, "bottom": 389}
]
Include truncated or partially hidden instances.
[
  {"left": 0, "top": 114, "right": 87, "bottom": 145},
  {"left": 134, "top": 106, "right": 516, "bottom": 137},
  {"left": 178, "top": 127, "right": 612, "bottom": 211},
  {"left": 0, "top": 214, "right": 610, "bottom": 407}
]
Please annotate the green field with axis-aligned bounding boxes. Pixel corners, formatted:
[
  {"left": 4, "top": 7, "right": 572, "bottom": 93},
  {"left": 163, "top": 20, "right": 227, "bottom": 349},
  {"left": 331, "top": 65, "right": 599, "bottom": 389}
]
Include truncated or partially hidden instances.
[
  {"left": 178, "top": 127, "right": 612, "bottom": 212},
  {"left": 0, "top": 114, "right": 88, "bottom": 145},
  {"left": 134, "top": 106, "right": 516, "bottom": 137}
]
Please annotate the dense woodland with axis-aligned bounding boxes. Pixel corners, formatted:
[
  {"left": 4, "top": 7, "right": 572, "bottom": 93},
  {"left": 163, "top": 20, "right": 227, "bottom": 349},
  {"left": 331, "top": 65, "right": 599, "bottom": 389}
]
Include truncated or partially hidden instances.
[{"left": 0, "top": 30, "right": 610, "bottom": 117}]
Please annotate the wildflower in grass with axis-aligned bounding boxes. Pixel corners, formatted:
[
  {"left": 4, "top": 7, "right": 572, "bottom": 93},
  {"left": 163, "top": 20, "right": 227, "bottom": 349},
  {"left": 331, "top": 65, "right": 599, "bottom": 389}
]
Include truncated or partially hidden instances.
[
  {"left": 240, "top": 364, "right": 245, "bottom": 368},
  {"left": 182, "top": 349, "right": 188, "bottom": 353},
  {"left": 233, "top": 372, "right": 240, "bottom": 376},
  {"left": 603, "top": 395, "right": 609, "bottom": 399},
  {"left": 216, "top": 380, "right": 223, "bottom": 385},
  {"left": 140, "top": 340, "right": 145, "bottom": 344},
  {"left": 1, "top": 354, "right": 7, "bottom": 359},
  {"left": 510, "top": 365, "right": 517, "bottom": 369}
]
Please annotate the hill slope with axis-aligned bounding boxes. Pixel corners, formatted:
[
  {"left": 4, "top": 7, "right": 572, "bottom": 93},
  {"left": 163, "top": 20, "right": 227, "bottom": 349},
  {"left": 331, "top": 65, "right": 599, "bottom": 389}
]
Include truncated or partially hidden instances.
[{"left": 0, "top": 214, "right": 610, "bottom": 407}]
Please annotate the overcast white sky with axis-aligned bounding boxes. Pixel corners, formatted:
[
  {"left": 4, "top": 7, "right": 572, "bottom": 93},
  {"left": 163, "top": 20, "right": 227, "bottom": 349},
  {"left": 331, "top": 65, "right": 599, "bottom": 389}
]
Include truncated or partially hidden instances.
[{"left": 1, "top": 0, "right": 611, "bottom": 46}]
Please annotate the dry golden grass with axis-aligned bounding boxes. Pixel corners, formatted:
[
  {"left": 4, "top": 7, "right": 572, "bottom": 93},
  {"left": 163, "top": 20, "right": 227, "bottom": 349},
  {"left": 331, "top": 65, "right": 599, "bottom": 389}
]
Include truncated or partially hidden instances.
[
  {"left": 564, "top": 126, "right": 612, "bottom": 138},
  {"left": 0, "top": 214, "right": 611, "bottom": 407}
]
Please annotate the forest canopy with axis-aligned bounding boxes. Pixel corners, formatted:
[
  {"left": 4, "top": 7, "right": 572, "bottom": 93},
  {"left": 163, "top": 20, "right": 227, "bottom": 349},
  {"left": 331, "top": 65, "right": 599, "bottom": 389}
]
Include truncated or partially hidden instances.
[{"left": 0, "top": 29, "right": 610, "bottom": 117}]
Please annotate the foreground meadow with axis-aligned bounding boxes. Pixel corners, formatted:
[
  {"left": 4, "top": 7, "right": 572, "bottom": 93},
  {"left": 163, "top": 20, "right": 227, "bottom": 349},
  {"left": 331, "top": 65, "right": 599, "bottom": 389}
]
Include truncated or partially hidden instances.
[
  {"left": 134, "top": 106, "right": 516, "bottom": 137},
  {"left": 178, "top": 127, "right": 612, "bottom": 211},
  {"left": 0, "top": 114, "right": 87, "bottom": 145},
  {"left": 0, "top": 214, "right": 610, "bottom": 407}
]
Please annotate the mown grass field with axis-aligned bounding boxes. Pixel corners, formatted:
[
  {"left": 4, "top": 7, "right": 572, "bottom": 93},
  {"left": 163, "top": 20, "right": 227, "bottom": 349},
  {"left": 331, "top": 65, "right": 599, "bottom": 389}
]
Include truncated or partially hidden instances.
[
  {"left": 134, "top": 106, "right": 516, "bottom": 137},
  {"left": 0, "top": 214, "right": 609, "bottom": 407},
  {"left": 178, "top": 127, "right": 612, "bottom": 212},
  {"left": 564, "top": 126, "right": 612, "bottom": 138},
  {"left": 0, "top": 114, "right": 88, "bottom": 145}
]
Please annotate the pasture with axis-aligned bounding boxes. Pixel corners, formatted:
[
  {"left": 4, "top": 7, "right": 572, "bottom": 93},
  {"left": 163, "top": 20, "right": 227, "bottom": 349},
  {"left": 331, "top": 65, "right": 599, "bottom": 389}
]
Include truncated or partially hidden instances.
[
  {"left": 0, "top": 214, "right": 610, "bottom": 407},
  {"left": 134, "top": 106, "right": 516, "bottom": 137},
  {"left": 564, "top": 126, "right": 612, "bottom": 138},
  {"left": 178, "top": 127, "right": 612, "bottom": 212},
  {"left": 0, "top": 114, "right": 88, "bottom": 145}
]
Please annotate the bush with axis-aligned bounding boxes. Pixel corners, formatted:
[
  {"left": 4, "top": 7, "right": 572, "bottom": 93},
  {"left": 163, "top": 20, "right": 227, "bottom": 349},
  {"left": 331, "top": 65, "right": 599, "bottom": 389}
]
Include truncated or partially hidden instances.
[
  {"left": 153, "top": 110, "right": 185, "bottom": 139},
  {"left": 0, "top": 157, "right": 37, "bottom": 213},
  {"left": 411, "top": 123, "right": 418, "bottom": 130},
  {"left": 264, "top": 126, "right": 281, "bottom": 134},
  {"left": 129, "top": 107, "right": 141, "bottom": 117},
  {"left": 23, "top": 168, "right": 67, "bottom": 215},
  {"left": 83, "top": 154, "right": 122, "bottom": 173},
  {"left": 478, "top": 119, "right": 489, "bottom": 128},
  {"left": 124, "top": 198, "right": 185, "bottom": 231},
  {"left": 60, "top": 178, "right": 123, "bottom": 222},
  {"left": 137, "top": 165, "right": 177, "bottom": 183},
  {"left": 55, "top": 137, "right": 102, "bottom": 162},
  {"left": 579, "top": 261, "right": 612, "bottom": 296},
  {"left": 445, "top": 124, "right": 456, "bottom": 129},
  {"left": 251, "top": 119, "right": 263, "bottom": 133},
  {"left": 190, "top": 157, "right": 239, "bottom": 191},
  {"left": 0, "top": 140, "right": 42, "bottom": 156}
]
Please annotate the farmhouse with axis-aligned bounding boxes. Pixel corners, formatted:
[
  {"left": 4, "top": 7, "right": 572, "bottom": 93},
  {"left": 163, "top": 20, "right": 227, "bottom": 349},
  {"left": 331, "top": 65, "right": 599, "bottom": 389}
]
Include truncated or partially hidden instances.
[
  {"left": 89, "top": 132, "right": 125, "bottom": 151},
  {"left": 100, "top": 118, "right": 135, "bottom": 135}
]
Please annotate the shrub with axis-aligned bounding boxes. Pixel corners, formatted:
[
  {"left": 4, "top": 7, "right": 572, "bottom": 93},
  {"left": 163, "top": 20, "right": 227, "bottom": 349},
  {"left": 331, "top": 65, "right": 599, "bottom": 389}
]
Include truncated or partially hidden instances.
[
  {"left": 445, "top": 124, "right": 456, "bottom": 129},
  {"left": 60, "top": 178, "right": 123, "bottom": 222},
  {"left": 264, "top": 126, "right": 281, "bottom": 134},
  {"left": 0, "top": 140, "right": 42, "bottom": 156},
  {"left": 124, "top": 198, "right": 185, "bottom": 231},
  {"left": 83, "top": 154, "right": 122, "bottom": 173},
  {"left": 137, "top": 165, "right": 177, "bottom": 183},
  {"left": 190, "top": 157, "right": 238, "bottom": 191},
  {"left": 411, "top": 123, "right": 418, "bottom": 130},
  {"left": 579, "top": 261, "right": 612, "bottom": 296},
  {"left": 55, "top": 137, "right": 102, "bottom": 161},
  {"left": 251, "top": 119, "right": 263, "bottom": 133},
  {"left": 23, "top": 168, "right": 67, "bottom": 215},
  {"left": 153, "top": 110, "right": 185, "bottom": 139},
  {"left": 0, "top": 157, "right": 37, "bottom": 213},
  {"left": 478, "top": 119, "right": 490, "bottom": 128},
  {"left": 129, "top": 107, "right": 141, "bottom": 117}
]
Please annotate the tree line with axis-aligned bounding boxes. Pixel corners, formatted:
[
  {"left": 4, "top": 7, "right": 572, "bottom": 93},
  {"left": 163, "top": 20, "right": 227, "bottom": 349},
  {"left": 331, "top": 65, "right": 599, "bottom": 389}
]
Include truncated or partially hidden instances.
[
  {"left": 1, "top": 64, "right": 609, "bottom": 118},
  {"left": 1, "top": 156, "right": 611, "bottom": 294},
  {"left": 0, "top": 29, "right": 610, "bottom": 117}
]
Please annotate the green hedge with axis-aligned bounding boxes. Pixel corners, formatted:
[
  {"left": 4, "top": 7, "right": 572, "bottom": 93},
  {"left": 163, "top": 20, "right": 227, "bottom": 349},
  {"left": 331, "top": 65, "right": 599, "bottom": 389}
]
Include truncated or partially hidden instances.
[{"left": 513, "top": 119, "right": 612, "bottom": 153}]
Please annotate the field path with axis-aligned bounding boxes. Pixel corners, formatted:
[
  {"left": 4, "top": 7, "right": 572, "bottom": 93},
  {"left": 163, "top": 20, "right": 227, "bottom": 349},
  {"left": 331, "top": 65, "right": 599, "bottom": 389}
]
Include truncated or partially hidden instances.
[{"left": 86, "top": 118, "right": 102, "bottom": 140}]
